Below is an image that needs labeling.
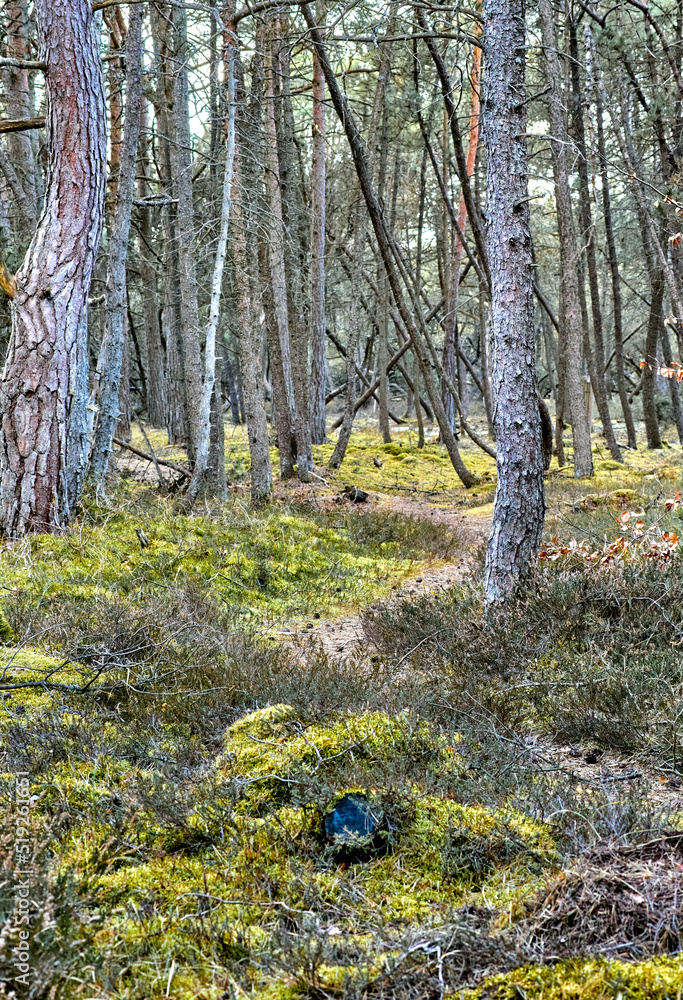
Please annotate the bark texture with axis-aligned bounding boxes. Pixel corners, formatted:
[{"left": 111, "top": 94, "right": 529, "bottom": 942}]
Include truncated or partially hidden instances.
[
  {"left": 483, "top": 0, "right": 545, "bottom": 605},
  {"left": 0, "top": 0, "right": 106, "bottom": 536},
  {"left": 90, "top": 4, "right": 143, "bottom": 483}
]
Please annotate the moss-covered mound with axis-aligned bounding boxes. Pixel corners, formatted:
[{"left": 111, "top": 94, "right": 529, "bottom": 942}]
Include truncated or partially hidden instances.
[{"left": 5, "top": 706, "right": 559, "bottom": 999}]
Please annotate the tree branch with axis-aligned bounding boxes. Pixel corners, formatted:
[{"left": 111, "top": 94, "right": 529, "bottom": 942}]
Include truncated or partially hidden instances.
[
  {"left": 113, "top": 437, "right": 191, "bottom": 477},
  {"left": 0, "top": 117, "right": 45, "bottom": 134}
]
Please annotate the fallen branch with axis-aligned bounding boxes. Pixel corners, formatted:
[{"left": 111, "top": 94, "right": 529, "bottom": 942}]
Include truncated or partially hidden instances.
[{"left": 113, "top": 436, "right": 191, "bottom": 477}]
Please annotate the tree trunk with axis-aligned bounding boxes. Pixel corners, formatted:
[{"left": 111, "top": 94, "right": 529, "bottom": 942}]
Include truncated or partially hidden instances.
[
  {"left": 116, "top": 311, "right": 131, "bottom": 442},
  {"left": 643, "top": 272, "right": 664, "bottom": 450},
  {"left": 309, "top": 7, "right": 327, "bottom": 445},
  {"left": 232, "top": 37, "right": 272, "bottom": 503},
  {"left": 262, "top": 23, "right": 296, "bottom": 472},
  {"left": 168, "top": 3, "right": 203, "bottom": 466},
  {"left": 138, "top": 101, "right": 166, "bottom": 428},
  {"left": 90, "top": 4, "right": 142, "bottom": 484},
  {"left": 151, "top": 4, "right": 188, "bottom": 446},
  {"left": 329, "top": 204, "right": 365, "bottom": 468},
  {"left": 272, "top": 17, "right": 313, "bottom": 481},
  {"left": 591, "top": 40, "right": 637, "bottom": 450},
  {"left": 568, "top": 17, "right": 622, "bottom": 463},
  {"left": 207, "top": 352, "right": 228, "bottom": 499},
  {"left": 0, "top": 0, "right": 106, "bottom": 536},
  {"left": 442, "top": 26, "right": 482, "bottom": 433},
  {"left": 538, "top": 0, "right": 593, "bottom": 477},
  {"left": 185, "top": 9, "right": 237, "bottom": 506},
  {"left": 483, "top": 0, "right": 545, "bottom": 606}
]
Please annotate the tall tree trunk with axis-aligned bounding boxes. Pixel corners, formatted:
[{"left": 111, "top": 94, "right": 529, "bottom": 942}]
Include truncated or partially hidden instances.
[
  {"left": 643, "top": 272, "right": 664, "bottom": 450},
  {"left": 483, "top": 0, "right": 545, "bottom": 606},
  {"left": 232, "top": 36, "right": 272, "bottom": 502},
  {"left": 169, "top": 2, "right": 203, "bottom": 466},
  {"left": 138, "top": 101, "right": 166, "bottom": 428},
  {"left": 590, "top": 38, "right": 637, "bottom": 450},
  {"left": 538, "top": 0, "right": 593, "bottom": 477},
  {"left": 442, "top": 25, "right": 482, "bottom": 432},
  {"left": 272, "top": 17, "right": 313, "bottom": 481},
  {"left": 568, "top": 17, "right": 622, "bottom": 463},
  {"left": 0, "top": 0, "right": 106, "bottom": 536},
  {"left": 152, "top": 4, "right": 187, "bottom": 446},
  {"left": 262, "top": 22, "right": 296, "bottom": 473},
  {"left": 90, "top": 4, "right": 142, "bottom": 483},
  {"left": 185, "top": 8, "right": 237, "bottom": 506},
  {"left": 309, "top": 6, "right": 327, "bottom": 446}
]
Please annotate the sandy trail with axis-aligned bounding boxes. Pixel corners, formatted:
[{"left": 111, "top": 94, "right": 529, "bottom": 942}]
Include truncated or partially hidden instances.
[{"left": 279, "top": 492, "right": 491, "bottom": 657}]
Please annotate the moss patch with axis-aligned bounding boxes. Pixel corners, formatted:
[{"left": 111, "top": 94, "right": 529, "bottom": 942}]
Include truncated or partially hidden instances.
[{"left": 467, "top": 956, "right": 683, "bottom": 999}]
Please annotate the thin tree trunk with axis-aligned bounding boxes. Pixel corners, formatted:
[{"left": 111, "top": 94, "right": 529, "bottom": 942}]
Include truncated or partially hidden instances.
[
  {"left": 116, "top": 311, "right": 131, "bottom": 442},
  {"left": 185, "top": 9, "right": 237, "bottom": 505},
  {"left": 309, "top": 5, "right": 327, "bottom": 445},
  {"left": 272, "top": 17, "right": 312, "bottom": 480},
  {"left": 591, "top": 39, "right": 637, "bottom": 449},
  {"left": 207, "top": 354, "right": 227, "bottom": 498},
  {"left": 483, "top": 0, "right": 545, "bottom": 606},
  {"left": 329, "top": 11, "right": 394, "bottom": 467},
  {"left": 538, "top": 0, "right": 593, "bottom": 477},
  {"left": 262, "top": 24, "right": 296, "bottom": 471},
  {"left": 138, "top": 101, "right": 166, "bottom": 428},
  {"left": 329, "top": 204, "right": 365, "bottom": 468},
  {"left": 168, "top": 2, "right": 203, "bottom": 465},
  {"left": 568, "top": 17, "right": 622, "bottom": 463},
  {"left": 643, "top": 272, "right": 664, "bottom": 450},
  {"left": 152, "top": 4, "right": 187, "bottom": 446},
  {"left": 232, "top": 31, "right": 272, "bottom": 502},
  {"left": 0, "top": 0, "right": 106, "bottom": 536},
  {"left": 90, "top": 4, "right": 142, "bottom": 483},
  {"left": 442, "top": 25, "right": 481, "bottom": 431}
]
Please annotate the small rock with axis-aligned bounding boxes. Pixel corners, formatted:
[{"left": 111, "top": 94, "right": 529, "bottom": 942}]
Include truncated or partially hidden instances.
[{"left": 323, "top": 792, "right": 382, "bottom": 847}]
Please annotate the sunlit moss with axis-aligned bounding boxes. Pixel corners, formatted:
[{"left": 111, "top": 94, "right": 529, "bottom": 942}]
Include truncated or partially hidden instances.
[
  {"left": 0, "top": 491, "right": 455, "bottom": 633},
  {"left": 466, "top": 956, "right": 683, "bottom": 999}
]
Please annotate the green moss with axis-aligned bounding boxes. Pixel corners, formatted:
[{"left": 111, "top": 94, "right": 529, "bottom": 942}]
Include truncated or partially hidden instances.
[
  {"left": 0, "top": 492, "right": 456, "bottom": 632},
  {"left": 38, "top": 706, "right": 558, "bottom": 999},
  {"left": 0, "top": 606, "right": 15, "bottom": 643},
  {"left": 466, "top": 956, "right": 683, "bottom": 999}
]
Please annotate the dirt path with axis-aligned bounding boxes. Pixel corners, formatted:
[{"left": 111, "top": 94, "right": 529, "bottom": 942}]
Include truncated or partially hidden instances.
[
  {"left": 279, "top": 490, "right": 683, "bottom": 814},
  {"left": 279, "top": 493, "right": 491, "bottom": 657}
]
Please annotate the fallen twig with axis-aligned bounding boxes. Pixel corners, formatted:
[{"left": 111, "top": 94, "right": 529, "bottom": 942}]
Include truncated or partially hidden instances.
[{"left": 113, "top": 436, "right": 190, "bottom": 477}]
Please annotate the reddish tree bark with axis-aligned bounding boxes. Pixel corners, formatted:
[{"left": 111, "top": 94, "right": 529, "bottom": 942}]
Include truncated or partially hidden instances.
[{"left": 0, "top": 0, "right": 106, "bottom": 536}]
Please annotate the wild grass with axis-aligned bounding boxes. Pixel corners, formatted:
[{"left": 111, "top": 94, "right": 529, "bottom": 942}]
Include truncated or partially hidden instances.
[{"left": 2, "top": 439, "right": 683, "bottom": 999}]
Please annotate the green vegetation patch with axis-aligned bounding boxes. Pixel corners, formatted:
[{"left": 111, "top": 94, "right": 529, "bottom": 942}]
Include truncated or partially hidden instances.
[
  {"left": 0, "top": 490, "right": 459, "bottom": 638},
  {"left": 467, "top": 956, "right": 683, "bottom": 999},
  {"left": 12, "top": 706, "right": 558, "bottom": 1000}
]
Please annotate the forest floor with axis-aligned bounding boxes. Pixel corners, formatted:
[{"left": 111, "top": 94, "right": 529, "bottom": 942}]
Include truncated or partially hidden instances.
[{"left": 3, "top": 418, "right": 683, "bottom": 1000}]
